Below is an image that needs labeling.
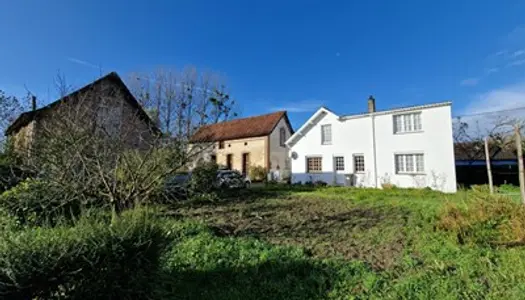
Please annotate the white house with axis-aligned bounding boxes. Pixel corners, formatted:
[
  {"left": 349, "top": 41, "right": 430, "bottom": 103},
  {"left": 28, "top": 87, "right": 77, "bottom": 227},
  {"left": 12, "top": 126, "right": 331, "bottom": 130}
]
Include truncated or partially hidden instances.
[{"left": 286, "top": 97, "right": 457, "bottom": 193}]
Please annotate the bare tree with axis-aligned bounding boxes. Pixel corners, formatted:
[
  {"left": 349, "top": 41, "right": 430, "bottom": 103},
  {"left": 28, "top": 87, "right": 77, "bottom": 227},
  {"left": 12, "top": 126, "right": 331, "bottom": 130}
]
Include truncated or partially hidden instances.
[
  {"left": 128, "top": 66, "right": 237, "bottom": 141},
  {"left": 0, "top": 91, "right": 25, "bottom": 152},
  {"left": 453, "top": 115, "right": 518, "bottom": 164},
  {"left": 17, "top": 71, "right": 236, "bottom": 221}
]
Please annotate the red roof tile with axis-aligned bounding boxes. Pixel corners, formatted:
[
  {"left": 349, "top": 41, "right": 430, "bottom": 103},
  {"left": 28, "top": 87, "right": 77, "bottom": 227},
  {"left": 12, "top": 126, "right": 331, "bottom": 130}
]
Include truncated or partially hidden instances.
[{"left": 190, "top": 111, "right": 292, "bottom": 142}]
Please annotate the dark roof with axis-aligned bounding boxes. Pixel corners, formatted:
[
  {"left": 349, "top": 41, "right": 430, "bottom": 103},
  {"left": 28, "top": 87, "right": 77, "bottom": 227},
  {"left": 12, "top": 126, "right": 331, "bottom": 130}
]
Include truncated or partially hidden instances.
[
  {"left": 190, "top": 111, "right": 293, "bottom": 143},
  {"left": 5, "top": 72, "right": 160, "bottom": 136},
  {"left": 455, "top": 142, "right": 519, "bottom": 161}
]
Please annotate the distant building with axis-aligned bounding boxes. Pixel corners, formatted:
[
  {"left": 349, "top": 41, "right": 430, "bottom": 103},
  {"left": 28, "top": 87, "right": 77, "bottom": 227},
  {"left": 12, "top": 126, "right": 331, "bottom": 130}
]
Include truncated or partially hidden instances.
[
  {"left": 455, "top": 141, "right": 522, "bottom": 186},
  {"left": 190, "top": 111, "right": 294, "bottom": 179},
  {"left": 5, "top": 72, "right": 160, "bottom": 156},
  {"left": 286, "top": 97, "right": 457, "bottom": 193}
]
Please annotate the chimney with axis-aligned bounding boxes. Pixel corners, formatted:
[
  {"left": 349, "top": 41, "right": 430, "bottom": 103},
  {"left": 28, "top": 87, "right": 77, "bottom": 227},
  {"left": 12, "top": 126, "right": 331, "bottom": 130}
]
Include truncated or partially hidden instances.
[
  {"left": 367, "top": 95, "right": 376, "bottom": 113},
  {"left": 31, "top": 95, "right": 37, "bottom": 111}
]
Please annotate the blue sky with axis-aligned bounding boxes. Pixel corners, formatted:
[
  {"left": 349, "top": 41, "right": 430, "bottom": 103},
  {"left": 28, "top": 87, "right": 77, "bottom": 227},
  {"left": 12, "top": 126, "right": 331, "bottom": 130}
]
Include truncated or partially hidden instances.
[{"left": 1, "top": 1, "right": 525, "bottom": 129}]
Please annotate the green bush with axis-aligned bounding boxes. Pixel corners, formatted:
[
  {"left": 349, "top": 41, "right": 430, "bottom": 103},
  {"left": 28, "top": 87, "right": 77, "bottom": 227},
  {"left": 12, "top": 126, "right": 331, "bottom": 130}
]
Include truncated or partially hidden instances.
[
  {"left": 249, "top": 165, "right": 267, "bottom": 182},
  {"left": 190, "top": 161, "right": 218, "bottom": 194},
  {"left": 0, "top": 162, "right": 27, "bottom": 194},
  {"left": 0, "top": 209, "right": 167, "bottom": 299},
  {"left": 0, "top": 178, "right": 102, "bottom": 226}
]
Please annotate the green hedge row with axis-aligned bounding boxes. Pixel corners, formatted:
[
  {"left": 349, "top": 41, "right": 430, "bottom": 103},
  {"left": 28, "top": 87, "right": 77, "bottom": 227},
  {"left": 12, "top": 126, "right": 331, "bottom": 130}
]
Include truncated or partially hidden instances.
[{"left": 0, "top": 210, "right": 167, "bottom": 299}]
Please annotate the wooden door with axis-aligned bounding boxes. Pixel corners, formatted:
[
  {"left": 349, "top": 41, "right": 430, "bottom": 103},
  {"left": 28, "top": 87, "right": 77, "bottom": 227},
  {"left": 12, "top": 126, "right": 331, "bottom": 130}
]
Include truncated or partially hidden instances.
[{"left": 226, "top": 154, "right": 233, "bottom": 170}]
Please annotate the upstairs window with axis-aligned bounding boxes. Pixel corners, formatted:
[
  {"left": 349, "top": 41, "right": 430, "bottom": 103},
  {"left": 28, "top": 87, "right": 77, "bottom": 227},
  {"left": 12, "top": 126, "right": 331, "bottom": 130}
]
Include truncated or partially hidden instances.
[
  {"left": 218, "top": 141, "right": 225, "bottom": 149},
  {"left": 96, "top": 101, "right": 122, "bottom": 138},
  {"left": 393, "top": 112, "right": 422, "bottom": 134},
  {"left": 279, "top": 127, "right": 286, "bottom": 147},
  {"left": 321, "top": 124, "right": 332, "bottom": 145}
]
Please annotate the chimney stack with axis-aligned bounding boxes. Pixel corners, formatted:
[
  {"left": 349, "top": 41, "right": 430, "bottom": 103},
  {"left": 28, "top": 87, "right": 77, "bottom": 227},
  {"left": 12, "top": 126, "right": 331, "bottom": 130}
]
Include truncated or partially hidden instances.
[
  {"left": 367, "top": 95, "right": 376, "bottom": 113},
  {"left": 31, "top": 95, "right": 37, "bottom": 111}
]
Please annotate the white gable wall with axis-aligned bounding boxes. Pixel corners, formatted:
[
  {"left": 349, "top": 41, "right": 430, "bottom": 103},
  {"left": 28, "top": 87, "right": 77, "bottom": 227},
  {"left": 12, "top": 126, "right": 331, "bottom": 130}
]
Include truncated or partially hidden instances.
[
  {"left": 288, "top": 104, "right": 456, "bottom": 192},
  {"left": 289, "top": 111, "right": 376, "bottom": 186}
]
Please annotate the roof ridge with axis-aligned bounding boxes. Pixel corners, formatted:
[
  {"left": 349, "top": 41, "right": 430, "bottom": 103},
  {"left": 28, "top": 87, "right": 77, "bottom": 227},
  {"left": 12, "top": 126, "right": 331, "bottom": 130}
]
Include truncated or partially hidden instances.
[
  {"left": 340, "top": 101, "right": 451, "bottom": 119},
  {"left": 5, "top": 71, "right": 160, "bottom": 135}
]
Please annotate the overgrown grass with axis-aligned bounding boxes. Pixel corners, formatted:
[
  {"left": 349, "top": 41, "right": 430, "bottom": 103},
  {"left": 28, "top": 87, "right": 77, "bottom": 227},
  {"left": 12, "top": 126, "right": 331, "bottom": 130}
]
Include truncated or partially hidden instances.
[
  {"left": 166, "top": 186, "right": 525, "bottom": 298},
  {"left": 5, "top": 184, "right": 525, "bottom": 298}
]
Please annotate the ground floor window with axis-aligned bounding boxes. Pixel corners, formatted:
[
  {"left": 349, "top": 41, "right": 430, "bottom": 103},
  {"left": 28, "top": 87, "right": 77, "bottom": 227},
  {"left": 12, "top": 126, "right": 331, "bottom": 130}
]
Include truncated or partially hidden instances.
[
  {"left": 395, "top": 153, "right": 424, "bottom": 173},
  {"left": 334, "top": 156, "right": 345, "bottom": 171},
  {"left": 354, "top": 155, "right": 365, "bottom": 173},
  {"left": 306, "top": 157, "right": 322, "bottom": 173}
]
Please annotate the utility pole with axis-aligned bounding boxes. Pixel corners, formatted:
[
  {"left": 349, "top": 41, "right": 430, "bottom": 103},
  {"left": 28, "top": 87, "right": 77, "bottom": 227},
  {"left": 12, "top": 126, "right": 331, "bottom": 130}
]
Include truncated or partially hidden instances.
[
  {"left": 484, "top": 137, "right": 494, "bottom": 194},
  {"left": 515, "top": 124, "right": 525, "bottom": 204}
]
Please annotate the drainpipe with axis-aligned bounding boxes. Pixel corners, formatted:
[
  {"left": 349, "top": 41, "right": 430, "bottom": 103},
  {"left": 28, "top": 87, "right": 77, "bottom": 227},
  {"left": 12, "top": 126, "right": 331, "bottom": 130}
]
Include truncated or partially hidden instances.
[
  {"left": 368, "top": 96, "right": 379, "bottom": 188},
  {"left": 372, "top": 114, "right": 378, "bottom": 188}
]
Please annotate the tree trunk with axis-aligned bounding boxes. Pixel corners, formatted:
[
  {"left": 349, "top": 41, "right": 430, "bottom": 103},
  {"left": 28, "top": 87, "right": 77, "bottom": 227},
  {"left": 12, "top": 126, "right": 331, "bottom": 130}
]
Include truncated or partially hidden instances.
[
  {"left": 484, "top": 137, "right": 494, "bottom": 194},
  {"left": 514, "top": 125, "right": 525, "bottom": 204}
]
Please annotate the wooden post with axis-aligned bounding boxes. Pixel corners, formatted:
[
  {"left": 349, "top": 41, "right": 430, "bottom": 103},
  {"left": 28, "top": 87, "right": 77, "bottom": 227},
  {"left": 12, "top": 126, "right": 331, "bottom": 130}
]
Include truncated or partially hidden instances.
[
  {"left": 515, "top": 124, "right": 525, "bottom": 204},
  {"left": 484, "top": 137, "right": 494, "bottom": 194}
]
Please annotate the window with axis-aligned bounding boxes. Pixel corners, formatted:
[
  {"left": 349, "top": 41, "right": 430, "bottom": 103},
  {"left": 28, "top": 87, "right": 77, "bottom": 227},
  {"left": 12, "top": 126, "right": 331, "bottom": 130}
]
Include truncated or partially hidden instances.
[
  {"left": 210, "top": 154, "right": 217, "bottom": 163},
  {"left": 279, "top": 127, "right": 286, "bottom": 147},
  {"left": 334, "top": 156, "right": 345, "bottom": 171},
  {"left": 219, "top": 141, "right": 225, "bottom": 149},
  {"left": 413, "top": 113, "right": 422, "bottom": 131},
  {"left": 416, "top": 154, "right": 424, "bottom": 172},
  {"left": 306, "top": 157, "right": 322, "bottom": 173},
  {"left": 97, "top": 101, "right": 122, "bottom": 137},
  {"left": 354, "top": 155, "right": 365, "bottom": 173},
  {"left": 321, "top": 124, "right": 332, "bottom": 145},
  {"left": 395, "top": 154, "right": 424, "bottom": 174},
  {"left": 393, "top": 112, "right": 422, "bottom": 134}
]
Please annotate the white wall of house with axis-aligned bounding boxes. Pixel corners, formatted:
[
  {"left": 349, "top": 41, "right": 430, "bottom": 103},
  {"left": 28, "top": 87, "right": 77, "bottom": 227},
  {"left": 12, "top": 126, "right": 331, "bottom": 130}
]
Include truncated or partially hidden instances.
[
  {"left": 269, "top": 117, "right": 293, "bottom": 172},
  {"left": 287, "top": 103, "right": 457, "bottom": 193}
]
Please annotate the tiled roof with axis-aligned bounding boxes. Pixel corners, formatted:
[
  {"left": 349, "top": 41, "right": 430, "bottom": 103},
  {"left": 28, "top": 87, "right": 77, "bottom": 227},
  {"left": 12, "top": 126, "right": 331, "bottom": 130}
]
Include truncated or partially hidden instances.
[
  {"left": 5, "top": 72, "right": 160, "bottom": 136},
  {"left": 190, "top": 111, "right": 292, "bottom": 142}
]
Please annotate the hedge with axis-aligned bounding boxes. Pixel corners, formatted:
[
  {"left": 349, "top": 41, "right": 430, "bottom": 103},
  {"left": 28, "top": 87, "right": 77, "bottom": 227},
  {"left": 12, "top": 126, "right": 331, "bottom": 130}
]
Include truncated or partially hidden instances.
[{"left": 0, "top": 209, "right": 167, "bottom": 299}]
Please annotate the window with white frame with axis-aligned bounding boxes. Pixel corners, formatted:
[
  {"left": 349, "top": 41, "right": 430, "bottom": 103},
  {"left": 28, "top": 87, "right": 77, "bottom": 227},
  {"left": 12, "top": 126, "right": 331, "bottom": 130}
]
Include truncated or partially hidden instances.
[
  {"left": 395, "top": 153, "right": 424, "bottom": 173},
  {"left": 321, "top": 124, "right": 332, "bottom": 144},
  {"left": 334, "top": 156, "right": 344, "bottom": 171},
  {"left": 306, "top": 157, "right": 322, "bottom": 173},
  {"left": 354, "top": 155, "right": 365, "bottom": 173},
  {"left": 393, "top": 112, "right": 422, "bottom": 133}
]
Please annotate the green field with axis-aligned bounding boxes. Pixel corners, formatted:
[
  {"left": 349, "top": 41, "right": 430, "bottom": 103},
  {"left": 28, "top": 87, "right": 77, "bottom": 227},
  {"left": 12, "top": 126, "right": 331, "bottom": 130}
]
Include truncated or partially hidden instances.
[
  {"left": 163, "top": 186, "right": 525, "bottom": 299},
  {"left": 4, "top": 184, "right": 525, "bottom": 299}
]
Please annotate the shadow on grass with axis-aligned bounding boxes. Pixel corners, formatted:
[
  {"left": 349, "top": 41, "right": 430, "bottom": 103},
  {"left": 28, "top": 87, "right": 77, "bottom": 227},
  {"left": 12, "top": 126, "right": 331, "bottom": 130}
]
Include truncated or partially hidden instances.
[
  {"left": 170, "top": 185, "right": 320, "bottom": 210},
  {"left": 157, "top": 260, "right": 337, "bottom": 300}
]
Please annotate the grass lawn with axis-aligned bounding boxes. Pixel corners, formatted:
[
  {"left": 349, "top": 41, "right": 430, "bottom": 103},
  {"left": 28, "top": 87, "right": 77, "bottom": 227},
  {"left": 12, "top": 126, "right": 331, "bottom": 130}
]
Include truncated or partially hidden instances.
[{"left": 161, "top": 186, "right": 525, "bottom": 299}]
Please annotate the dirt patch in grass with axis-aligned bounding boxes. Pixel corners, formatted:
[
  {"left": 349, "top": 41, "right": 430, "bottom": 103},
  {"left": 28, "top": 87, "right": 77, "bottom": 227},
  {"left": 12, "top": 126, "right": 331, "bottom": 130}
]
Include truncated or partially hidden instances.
[{"left": 171, "top": 196, "right": 409, "bottom": 270}]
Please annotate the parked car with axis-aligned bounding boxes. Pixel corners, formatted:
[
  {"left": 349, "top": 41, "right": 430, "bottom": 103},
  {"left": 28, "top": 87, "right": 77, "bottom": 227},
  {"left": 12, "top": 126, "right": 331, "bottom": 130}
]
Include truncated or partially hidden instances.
[
  {"left": 216, "top": 170, "right": 251, "bottom": 189},
  {"left": 165, "top": 170, "right": 250, "bottom": 197},
  {"left": 164, "top": 172, "right": 192, "bottom": 198}
]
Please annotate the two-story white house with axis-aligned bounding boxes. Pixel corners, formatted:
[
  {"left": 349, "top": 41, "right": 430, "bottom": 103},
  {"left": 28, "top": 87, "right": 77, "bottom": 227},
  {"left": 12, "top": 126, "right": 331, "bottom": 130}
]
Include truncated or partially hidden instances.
[{"left": 286, "top": 96, "right": 457, "bottom": 193}]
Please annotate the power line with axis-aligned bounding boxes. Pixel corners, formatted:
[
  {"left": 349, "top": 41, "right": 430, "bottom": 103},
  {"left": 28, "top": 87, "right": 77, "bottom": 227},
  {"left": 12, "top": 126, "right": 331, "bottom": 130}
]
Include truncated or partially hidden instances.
[{"left": 453, "top": 106, "right": 525, "bottom": 119}]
